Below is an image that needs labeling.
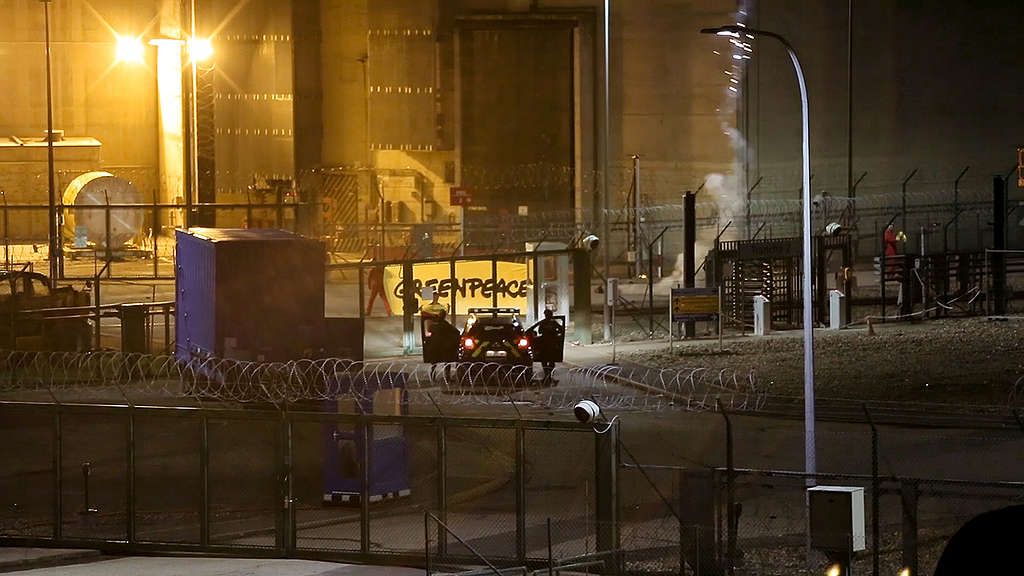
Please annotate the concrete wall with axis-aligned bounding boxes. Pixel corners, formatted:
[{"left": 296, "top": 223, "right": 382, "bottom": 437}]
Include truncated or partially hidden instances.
[
  {"left": 7, "top": 0, "right": 1018, "bottom": 254},
  {"left": 747, "top": 0, "right": 1024, "bottom": 206},
  {"left": 0, "top": 0, "right": 161, "bottom": 204},
  {"left": 317, "top": 0, "right": 738, "bottom": 237}
]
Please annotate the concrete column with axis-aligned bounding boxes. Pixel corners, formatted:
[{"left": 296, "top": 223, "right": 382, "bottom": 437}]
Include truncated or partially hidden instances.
[
  {"left": 293, "top": 0, "right": 323, "bottom": 235},
  {"left": 321, "top": 0, "right": 370, "bottom": 168},
  {"left": 155, "top": 0, "right": 184, "bottom": 226},
  {"left": 572, "top": 249, "right": 593, "bottom": 345}
]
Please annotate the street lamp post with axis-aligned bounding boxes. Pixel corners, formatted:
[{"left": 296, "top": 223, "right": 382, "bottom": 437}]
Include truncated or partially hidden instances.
[
  {"left": 601, "top": 0, "right": 612, "bottom": 343},
  {"left": 701, "top": 25, "right": 816, "bottom": 477},
  {"left": 40, "top": 0, "right": 58, "bottom": 287}
]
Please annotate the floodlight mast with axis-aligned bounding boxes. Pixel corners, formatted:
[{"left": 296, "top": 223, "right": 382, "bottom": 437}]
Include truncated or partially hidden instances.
[{"left": 701, "top": 24, "right": 817, "bottom": 478}]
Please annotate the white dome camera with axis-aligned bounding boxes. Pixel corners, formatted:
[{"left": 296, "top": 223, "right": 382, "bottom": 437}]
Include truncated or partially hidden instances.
[
  {"left": 581, "top": 234, "right": 600, "bottom": 252},
  {"left": 573, "top": 400, "right": 601, "bottom": 423},
  {"left": 825, "top": 222, "right": 842, "bottom": 236}
]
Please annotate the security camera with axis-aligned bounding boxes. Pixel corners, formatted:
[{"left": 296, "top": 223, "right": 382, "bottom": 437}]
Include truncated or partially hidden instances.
[
  {"left": 825, "top": 222, "right": 842, "bottom": 236},
  {"left": 573, "top": 400, "right": 601, "bottom": 423},
  {"left": 581, "top": 234, "right": 600, "bottom": 252}
]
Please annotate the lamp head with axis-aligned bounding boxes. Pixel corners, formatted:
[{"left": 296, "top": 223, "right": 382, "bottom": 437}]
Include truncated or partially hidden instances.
[
  {"left": 700, "top": 25, "right": 743, "bottom": 36},
  {"left": 573, "top": 400, "right": 601, "bottom": 423},
  {"left": 189, "top": 37, "right": 214, "bottom": 62},
  {"left": 116, "top": 35, "right": 145, "bottom": 64}
]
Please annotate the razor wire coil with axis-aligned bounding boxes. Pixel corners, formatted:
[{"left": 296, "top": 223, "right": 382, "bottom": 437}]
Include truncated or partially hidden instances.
[{"left": 0, "top": 350, "right": 765, "bottom": 413}]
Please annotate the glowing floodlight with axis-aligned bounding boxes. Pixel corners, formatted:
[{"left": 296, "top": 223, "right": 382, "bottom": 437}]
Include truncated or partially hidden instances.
[
  {"left": 188, "top": 37, "right": 214, "bottom": 62},
  {"left": 116, "top": 35, "right": 145, "bottom": 63}
]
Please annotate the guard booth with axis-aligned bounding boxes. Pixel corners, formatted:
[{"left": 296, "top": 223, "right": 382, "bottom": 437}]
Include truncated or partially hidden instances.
[{"left": 323, "top": 372, "right": 410, "bottom": 504}]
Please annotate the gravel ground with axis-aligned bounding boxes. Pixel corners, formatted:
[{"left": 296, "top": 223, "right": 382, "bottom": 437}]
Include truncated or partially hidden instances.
[{"left": 627, "top": 316, "right": 1024, "bottom": 406}]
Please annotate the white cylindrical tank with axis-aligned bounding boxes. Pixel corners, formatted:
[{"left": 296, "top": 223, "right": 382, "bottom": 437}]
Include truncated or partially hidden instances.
[{"left": 62, "top": 171, "right": 143, "bottom": 249}]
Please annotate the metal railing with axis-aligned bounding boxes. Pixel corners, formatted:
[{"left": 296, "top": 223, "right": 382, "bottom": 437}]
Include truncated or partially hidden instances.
[{"left": 0, "top": 399, "right": 610, "bottom": 569}]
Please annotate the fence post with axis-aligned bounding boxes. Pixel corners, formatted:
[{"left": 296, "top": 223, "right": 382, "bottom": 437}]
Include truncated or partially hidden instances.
[
  {"left": 360, "top": 418, "right": 371, "bottom": 555},
  {"left": 127, "top": 406, "right": 136, "bottom": 544},
  {"left": 280, "top": 413, "right": 295, "bottom": 554},
  {"left": 718, "top": 401, "right": 735, "bottom": 576},
  {"left": 52, "top": 404, "right": 62, "bottom": 540},
  {"left": 863, "top": 405, "right": 879, "bottom": 576},
  {"left": 200, "top": 413, "right": 209, "bottom": 548},
  {"left": 992, "top": 176, "right": 1007, "bottom": 315},
  {"left": 163, "top": 304, "right": 172, "bottom": 355},
  {"left": 547, "top": 517, "right": 553, "bottom": 576},
  {"left": 424, "top": 511, "right": 432, "bottom": 576},
  {"left": 437, "top": 421, "right": 448, "bottom": 558},
  {"left": 880, "top": 233, "right": 887, "bottom": 323},
  {"left": 901, "top": 254, "right": 914, "bottom": 317},
  {"left": 93, "top": 276, "right": 101, "bottom": 350},
  {"left": 152, "top": 191, "right": 160, "bottom": 277},
  {"left": 104, "top": 194, "right": 112, "bottom": 275},
  {"left": 900, "top": 479, "right": 919, "bottom": 576},
  {"left": 402, "top": 260, "right": 416, "bottom": 354},
  {"left": 515, "top": 423, "right": 526, "bottom": 563},
  {"left": 595, "top": 419, "right": 619, "bottom": 574},
  {"left": 276, "top": 185, "right": 285, "bottom": 230}
]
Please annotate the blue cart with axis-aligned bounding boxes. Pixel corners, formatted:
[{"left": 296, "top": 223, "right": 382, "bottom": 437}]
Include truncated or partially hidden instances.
[{"left": 322, "top": 372, "right": 411, "bottom": 505}]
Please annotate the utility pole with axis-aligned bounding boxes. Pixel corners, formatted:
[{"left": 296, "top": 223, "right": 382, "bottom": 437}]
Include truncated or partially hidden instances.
[
  {"left": 601, "top": 0, "right": 612, "bottom": 342},
  {"left": 632, "top": 154, "right": 641, "bottom": 278},
  {"left": 42, "top": 0, "right": 58, "bottom": 287}
]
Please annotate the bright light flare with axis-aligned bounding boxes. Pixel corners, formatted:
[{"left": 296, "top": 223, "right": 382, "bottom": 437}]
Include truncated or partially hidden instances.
[
  {"left": 898, "top": 569, "right": 910, "bottom": 576},
  {"left": 826, "top": 565, "right": 841, "bottom": 576},
  {"left": 116, "top": 35, "right": 145, "bottom": 63},
  {"left": 188, "top": 37, "right": 214, "bottom": 62}
]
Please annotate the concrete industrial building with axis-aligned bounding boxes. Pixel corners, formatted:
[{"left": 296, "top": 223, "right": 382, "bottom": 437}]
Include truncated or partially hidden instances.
[{"left": 1, "top": 0, "right": 1021, "bottom": 259}]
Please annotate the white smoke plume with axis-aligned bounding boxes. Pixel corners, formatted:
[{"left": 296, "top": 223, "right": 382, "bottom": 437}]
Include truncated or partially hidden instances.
[{"left": 657, "top": 4, "right": 752, "bottom": 293}]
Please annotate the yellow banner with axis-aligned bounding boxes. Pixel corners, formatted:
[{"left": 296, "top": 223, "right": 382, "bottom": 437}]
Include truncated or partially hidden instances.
[{"left": 384, "top": 261, "right": 529, "bottom": 316}]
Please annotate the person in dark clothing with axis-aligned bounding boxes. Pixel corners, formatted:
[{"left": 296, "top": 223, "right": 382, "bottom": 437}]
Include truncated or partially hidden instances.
[
  {"left": 535, "top": 309, "right": 564, "bottom": 385},
  {"left": 933, "top": 504, "right": 1024, "bottom": 575}
]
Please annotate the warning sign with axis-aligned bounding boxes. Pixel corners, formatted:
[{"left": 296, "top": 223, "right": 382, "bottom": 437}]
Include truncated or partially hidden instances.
[
  {"left": 671, "top": 288, "right": 720, "bottom": 322},
  {"left": 450, "top": 186, "right": 472, "bottom": 206}
]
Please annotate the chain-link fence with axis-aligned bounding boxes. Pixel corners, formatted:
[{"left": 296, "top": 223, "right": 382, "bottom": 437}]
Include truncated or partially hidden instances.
[
  {"left": 0, "top": 400, "right": 609, "bottom": 568},
  {"left": 1, "top": 348, "right": 1022, "bottom": 574},
  {"left": 616, "top": 408, "right": 1024, "bottom": 576}
]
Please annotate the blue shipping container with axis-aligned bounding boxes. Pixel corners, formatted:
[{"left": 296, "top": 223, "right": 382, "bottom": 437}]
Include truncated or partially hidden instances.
[{"left": 176, "top": 228, "right": 326, "bottom": 362}]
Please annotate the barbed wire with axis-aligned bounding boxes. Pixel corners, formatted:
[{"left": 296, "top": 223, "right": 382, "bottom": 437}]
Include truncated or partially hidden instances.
[{"left": 0, "top": 350, "right": 764, "bottom": 413}]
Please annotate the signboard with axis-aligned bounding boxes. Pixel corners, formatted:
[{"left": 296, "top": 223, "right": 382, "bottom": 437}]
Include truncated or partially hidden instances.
[
  {"left": 450, "top": 186, "right": 472, "bottom": 206},
  {"left": 383, "top": 260, "right": 528, "bottom": 316},
  {"left": 671, "top": 287, "right": 720, "bottom": 322},
  {"left": 737, "top": 238, "right": 801, "bottom": 261}
]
